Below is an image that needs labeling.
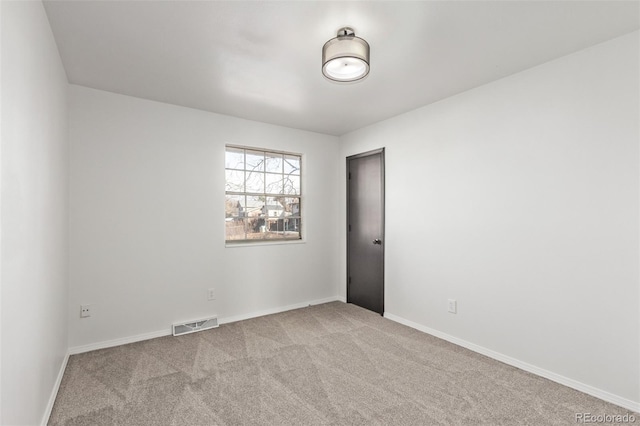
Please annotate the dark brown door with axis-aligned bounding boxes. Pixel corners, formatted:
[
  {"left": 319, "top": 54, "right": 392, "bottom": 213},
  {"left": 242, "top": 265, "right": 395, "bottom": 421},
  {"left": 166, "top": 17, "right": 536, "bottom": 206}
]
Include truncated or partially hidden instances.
[{"left": 347, "top": 149, "right": 385, "bottom": 315}]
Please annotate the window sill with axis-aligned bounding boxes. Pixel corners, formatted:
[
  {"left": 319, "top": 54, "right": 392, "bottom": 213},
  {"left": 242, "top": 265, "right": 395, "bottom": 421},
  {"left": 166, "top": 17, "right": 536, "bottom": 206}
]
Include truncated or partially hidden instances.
[{"left": 225, "top": 239, "right": 306, "bottom": 248}]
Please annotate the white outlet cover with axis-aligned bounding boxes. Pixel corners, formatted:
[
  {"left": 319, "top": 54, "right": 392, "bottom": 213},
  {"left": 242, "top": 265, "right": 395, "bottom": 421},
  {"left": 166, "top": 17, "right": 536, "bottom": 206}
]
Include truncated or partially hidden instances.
[
  {"left": 80, "top": 304, "right": 92, "bottom": 318},
  {"left": 448, "top": 299, "right": 457, "bottom": 314}
]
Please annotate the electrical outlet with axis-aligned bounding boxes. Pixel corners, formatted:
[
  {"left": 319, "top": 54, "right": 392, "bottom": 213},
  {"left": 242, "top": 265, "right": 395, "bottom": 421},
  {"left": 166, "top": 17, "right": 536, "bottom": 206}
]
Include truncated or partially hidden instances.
[
  {"left": 80, "top": 304, "right": 92, "bottom": 318},
  {"left": 207, "top": 288, "right": 215, "bottom": 301},
  {"left": 448, "top": 299, "right": 457, "bottom": 314}
]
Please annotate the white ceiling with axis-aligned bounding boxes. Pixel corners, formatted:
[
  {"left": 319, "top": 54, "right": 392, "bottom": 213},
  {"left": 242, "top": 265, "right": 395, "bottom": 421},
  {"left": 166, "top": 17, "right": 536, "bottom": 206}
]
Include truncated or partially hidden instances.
[{"left": 43, "top": 1, "right": 639, "bottom": 136}]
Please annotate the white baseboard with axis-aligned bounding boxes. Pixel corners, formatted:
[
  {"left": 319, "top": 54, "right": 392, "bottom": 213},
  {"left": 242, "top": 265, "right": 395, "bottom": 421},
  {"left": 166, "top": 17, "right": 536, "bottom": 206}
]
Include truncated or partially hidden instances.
[
  {"left": 68, "top": 295, "right": 343, "bottom": 355},
  {"left": 383, "top": 312, "right": 640, "bottom": 413},
  {"left": 68, "top": 329, "right": 172, "bottom": 355},
  {"left": 217, "top": 296, "right": 342, "bottom": 325},
  {"left": 41, "top": 352, "right": 70, "bottom": 426},
  {"left": 336, "top": 295, "right": 346, "bottom": 303}
]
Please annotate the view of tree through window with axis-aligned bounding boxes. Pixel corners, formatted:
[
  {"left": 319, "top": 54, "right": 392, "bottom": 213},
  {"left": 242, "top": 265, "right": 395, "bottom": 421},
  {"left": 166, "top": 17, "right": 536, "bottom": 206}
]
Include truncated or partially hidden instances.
[{"left": 225, "top": 146, "right": 302, "bottom": 242}]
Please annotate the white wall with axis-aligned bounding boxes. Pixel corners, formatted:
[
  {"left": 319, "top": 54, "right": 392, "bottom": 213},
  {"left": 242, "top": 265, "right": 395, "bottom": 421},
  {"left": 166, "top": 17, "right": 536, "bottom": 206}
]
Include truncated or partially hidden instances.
[
  {"left": 1, "top": 1, "right": 69, "bottom": 425},
  {"left": 68, "top": 85, "right": 341, "bottom": 349},
  {"left": 339, "top": 31, "right": 640, "bottom": 405}
]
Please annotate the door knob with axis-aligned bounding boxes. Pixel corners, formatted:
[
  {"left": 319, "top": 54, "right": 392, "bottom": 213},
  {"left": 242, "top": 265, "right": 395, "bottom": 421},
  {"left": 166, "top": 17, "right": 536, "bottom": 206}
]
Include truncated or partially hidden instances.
[{"left": 373, "top": 239, "right": 382, "bottom": 245}]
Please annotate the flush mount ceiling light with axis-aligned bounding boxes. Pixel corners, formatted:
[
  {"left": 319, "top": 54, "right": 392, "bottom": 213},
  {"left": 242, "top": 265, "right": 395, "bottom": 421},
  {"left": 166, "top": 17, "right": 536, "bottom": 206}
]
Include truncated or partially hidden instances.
[{"left": 322, "top": 27, "right": 370, "bottom": 83}]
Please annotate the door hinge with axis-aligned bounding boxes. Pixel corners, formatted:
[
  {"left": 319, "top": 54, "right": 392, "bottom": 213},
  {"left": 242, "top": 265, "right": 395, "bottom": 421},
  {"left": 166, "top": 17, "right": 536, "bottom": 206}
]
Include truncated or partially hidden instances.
[
  {"left": 349, "top": 276, "right": 352, "bottom": 285},
  {"left": 348, "top": 172, "right": 351, "bottom": 180},
  {"left": 349, "top": 224, "right": 351, "bottom": 232}
]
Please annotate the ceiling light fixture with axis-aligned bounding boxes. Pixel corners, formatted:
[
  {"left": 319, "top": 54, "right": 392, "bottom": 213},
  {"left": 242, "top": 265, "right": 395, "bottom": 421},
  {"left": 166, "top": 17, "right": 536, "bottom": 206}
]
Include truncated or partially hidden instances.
[{"left": 322, "top": 27, "right": 370, "bottom": 83}]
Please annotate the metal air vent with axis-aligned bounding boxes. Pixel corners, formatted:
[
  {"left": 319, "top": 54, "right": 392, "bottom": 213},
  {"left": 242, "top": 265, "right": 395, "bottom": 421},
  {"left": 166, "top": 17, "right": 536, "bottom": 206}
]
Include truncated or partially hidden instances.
[{"left": 172, "top": 316, "right": 218, "bottom": 336}]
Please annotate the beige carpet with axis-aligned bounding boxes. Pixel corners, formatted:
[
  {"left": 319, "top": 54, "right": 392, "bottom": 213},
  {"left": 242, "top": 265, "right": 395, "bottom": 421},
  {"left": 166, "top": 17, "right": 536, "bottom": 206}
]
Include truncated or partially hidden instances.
[{"left": 49, "top": 302, "right": 635, "bottom": 425}]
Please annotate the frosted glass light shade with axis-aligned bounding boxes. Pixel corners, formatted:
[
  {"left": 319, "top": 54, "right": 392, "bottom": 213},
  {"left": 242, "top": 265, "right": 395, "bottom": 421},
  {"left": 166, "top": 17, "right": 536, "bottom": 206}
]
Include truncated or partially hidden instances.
[{"left": 322, "top": 28, "right": 370, "bottom": 82}]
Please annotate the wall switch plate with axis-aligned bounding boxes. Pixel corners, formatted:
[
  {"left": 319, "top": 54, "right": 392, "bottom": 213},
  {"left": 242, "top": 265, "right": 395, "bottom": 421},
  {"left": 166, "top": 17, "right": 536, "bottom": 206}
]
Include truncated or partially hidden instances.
[
  {"left": 80, "top": 304, "right": 92, "bottom": 318},
  {"left": 207, "top": 288, "right": 215, "bottom": 301},
  {"left": 448, "top": 299, "right": 457, "bottom": 314}
]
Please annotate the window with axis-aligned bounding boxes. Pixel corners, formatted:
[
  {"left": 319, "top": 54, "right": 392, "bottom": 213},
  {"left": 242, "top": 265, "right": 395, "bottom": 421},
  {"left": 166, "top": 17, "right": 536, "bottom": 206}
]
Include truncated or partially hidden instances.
[{"left": 225, "top": 146, "right": 302, "bottom": 243}]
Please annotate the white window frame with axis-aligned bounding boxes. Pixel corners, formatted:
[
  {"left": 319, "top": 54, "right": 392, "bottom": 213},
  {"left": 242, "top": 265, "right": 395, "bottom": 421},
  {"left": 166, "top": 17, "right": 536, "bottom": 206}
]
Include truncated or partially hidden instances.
[{"left": 224, "top": 145, "right": 303, "bottom": 245}]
